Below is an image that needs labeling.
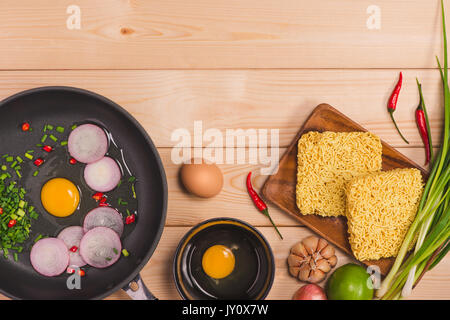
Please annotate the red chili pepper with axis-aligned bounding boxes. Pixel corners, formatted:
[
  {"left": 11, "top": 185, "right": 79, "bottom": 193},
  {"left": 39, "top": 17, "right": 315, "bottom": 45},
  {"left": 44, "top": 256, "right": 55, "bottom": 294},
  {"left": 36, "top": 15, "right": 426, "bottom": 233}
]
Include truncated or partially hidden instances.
[
  {"left": 415, "top": 79, "right": 433, "bottom": 165},
  {"left": 98, "top": 196, "right": 109, "bottom": 207},
  {"left": 42, "top": 145, "right": 52, "bottom": 152},
  {"left": 67, "top": 267, "right": 85, "bottom": 276},
  {"left": 69, "top": 158, "right": 77, "bottom": 165},
  {"left": 0, "top": 208, "right": 3, "bottom": 215},
  {"left": 387, "top": 72, "right": 409, "bottom": 144},
  {"left": 125, "top": 214, "right": 136, "bottom": 225},
  {"left": 8, "top": 219, "right": 17, "bottom": 228},
  {"left": 33, "top": 158, "right": 44, "bottom": 166},
  {"left": 92, "top": 192, "right": 103, "bottom": 201},
  {"left": 21, "top": 122, "right": 30, "bottom": 132},
  {"left": 69, "top": 246, "right": 78, "bottom": 253},
  {"left": 246, "top": 172, "right": 283, "bottom": 239}
]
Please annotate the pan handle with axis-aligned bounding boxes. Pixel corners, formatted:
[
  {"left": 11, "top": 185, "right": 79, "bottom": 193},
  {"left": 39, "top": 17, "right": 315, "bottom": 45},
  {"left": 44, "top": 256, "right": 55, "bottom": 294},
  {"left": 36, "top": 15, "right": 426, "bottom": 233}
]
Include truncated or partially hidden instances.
[{"left": 123, "top": 273, "right": 158, "bottom": 300}]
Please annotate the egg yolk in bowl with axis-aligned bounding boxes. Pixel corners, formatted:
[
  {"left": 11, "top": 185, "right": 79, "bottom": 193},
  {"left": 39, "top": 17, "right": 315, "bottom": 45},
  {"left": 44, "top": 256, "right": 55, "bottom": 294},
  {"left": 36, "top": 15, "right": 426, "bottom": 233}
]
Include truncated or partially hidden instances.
[
  {"left": 41, "top": 178, "right": 80, "bottom": 217},
  {"left": 202, "top": 245, "right": 235, "bottom": 279}
]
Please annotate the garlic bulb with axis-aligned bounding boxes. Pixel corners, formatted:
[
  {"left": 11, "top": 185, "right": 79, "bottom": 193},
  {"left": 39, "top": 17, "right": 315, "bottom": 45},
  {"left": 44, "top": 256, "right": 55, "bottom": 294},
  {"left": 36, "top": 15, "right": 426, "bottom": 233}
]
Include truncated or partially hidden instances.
[{"left": 288, "top": 236, "right": 338, "bottom": 283}]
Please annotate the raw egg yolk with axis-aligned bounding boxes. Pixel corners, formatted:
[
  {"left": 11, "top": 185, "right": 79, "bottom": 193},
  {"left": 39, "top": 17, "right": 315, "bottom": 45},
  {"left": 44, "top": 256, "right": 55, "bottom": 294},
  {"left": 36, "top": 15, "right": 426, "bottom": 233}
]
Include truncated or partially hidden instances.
[
  {"left": 202, "top": 245, "right": 235, "bottom": 279},
  {"left": 41, "top": 178, "right": 80, "bottom": 217}
]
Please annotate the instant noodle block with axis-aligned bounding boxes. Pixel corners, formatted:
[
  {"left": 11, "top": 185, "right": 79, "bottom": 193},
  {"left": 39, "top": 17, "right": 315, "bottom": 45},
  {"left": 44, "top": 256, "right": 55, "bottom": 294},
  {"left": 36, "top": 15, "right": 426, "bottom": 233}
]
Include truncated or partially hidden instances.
[
  {"left": 346, "top": 168, "right": 424, "bottom": 261},
  {"left": 296, "top": 131, "right": 382, "bottom": 217}
]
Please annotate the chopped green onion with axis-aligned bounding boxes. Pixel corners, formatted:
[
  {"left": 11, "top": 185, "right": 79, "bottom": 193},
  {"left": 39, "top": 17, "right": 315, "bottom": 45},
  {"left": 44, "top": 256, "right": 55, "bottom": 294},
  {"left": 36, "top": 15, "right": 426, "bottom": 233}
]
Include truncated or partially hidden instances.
[
  {"left": 49, "top": 134, "right": 58, "bottom": 142},
  {"left": 41, "top": 134, "right": 48, "bottom": 143},
  {"left": 60, "top": 141, "right": 68, "bottom": 146},
  {"left": 122, "top": 249, "right": 129, "bottom": 257},
  {"left": 24, "top": 153, "right": 33, "bottom": 160},
  {"left": 13, "top": 253, "right": 18, "bottom": 262},
  {"left": 56, "top": 126, "right": 65, "bottom": 133},
  {"left": 131, "top": 184, "right": 136, "bottom": 199},
  {"left": 71, "top": 124, "right": 77, "bottom": 130},
  {"left": 32, "top": 170, "right": 39, "bottom": 177},
  {"left": 46, "top": 124, "right": 53, "bottom": 130},
  {"left": 128, "top": 176, "right": 136, "bottom": 183},
  {"left": 5, "top": 157, "right": 13, "bottom": 162},
  {"left": 16, "top": 156, "right": 23, "bottom": 163},
  {"left": 1, "top": 166, "right": 6, "bottom": 171},
  {"left": 34, "top": 234, "right": 43, "bottom": 243},
  {"left": 10, "top": 161, "right": 17, "bottom": 168}
]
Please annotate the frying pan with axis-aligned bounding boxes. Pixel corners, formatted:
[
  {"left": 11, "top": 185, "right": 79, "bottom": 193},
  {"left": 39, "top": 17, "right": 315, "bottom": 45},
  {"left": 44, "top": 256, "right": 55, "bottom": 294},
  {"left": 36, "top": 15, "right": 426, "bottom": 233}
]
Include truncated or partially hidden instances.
[{"left": 0, "top": 86, "right": 167, "bottom": 299}]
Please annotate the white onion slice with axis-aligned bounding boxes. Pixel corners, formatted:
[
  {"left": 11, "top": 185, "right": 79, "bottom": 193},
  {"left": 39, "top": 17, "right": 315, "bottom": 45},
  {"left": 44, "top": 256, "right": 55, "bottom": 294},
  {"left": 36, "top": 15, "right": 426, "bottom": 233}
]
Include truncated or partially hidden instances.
[
  {"left": 30, "top": 238, "right": 69, "bottom": 277},
  {"left": 79, "top": 227, "right": 122, "bottom": 268},
  {"left": 57, "top": 226, "right": 87, "bottom": 267},
  {"left": 83, "top": 207, "right": 124, "bottom": 236},
  {"left": 84, "top": 156, "right": 121, "bottom": 192},
  {"left": 68, "top": 124, "right": 108, "bottom": 164}
]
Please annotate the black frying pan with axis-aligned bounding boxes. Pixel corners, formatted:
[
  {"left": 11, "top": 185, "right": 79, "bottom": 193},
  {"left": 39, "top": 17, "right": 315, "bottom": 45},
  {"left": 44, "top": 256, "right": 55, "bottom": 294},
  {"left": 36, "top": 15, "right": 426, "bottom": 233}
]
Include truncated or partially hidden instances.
[{"left": 0, "top": 86, "right": 167, "bottom": 299}]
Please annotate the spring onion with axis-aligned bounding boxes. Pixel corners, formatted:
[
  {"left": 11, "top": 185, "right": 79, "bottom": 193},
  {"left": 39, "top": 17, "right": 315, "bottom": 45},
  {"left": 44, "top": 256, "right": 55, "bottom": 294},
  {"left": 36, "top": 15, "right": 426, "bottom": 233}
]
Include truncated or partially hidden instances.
[
  {"left": 0, "top": 172, "right": 36, "bottom": 260},
  {"left": 377, "top": 0, "right": 450, "bottom": 299}
]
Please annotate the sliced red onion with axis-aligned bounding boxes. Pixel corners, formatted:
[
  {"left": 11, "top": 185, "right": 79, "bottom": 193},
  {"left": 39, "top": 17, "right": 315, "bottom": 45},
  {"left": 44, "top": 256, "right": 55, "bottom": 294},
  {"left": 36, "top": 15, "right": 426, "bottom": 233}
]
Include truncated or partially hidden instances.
[
  {"left": 84, "top": 156, "right": 121, "bottom": 192},
  {"left": 83, "top": 207, "right": 124, "bottom": 236},
  {"left": 57, "top": 226, "right": 87, "bottom": 267},
  {"left": 79, "top": 227, "right": 122, "bottom": 268},
  {"left": 68, "top": 124, "right": 108, "bottom": 164},
  {"left": 30, "top": 238, "right": 69, "bottom": 277}
]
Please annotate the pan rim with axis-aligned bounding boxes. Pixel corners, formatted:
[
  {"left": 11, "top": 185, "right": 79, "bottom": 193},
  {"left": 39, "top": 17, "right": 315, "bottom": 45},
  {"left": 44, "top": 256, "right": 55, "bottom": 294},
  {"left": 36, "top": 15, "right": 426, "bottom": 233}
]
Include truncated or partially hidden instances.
[{"left": 0, "top": 86, "right": 168, "bottom": 300}]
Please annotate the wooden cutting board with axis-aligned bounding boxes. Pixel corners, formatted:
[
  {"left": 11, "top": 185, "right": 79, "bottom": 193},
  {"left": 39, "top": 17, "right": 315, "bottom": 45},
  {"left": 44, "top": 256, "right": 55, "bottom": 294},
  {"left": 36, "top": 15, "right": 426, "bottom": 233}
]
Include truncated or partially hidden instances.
[{"left": 261, "top": 103, "right": 427, "bottom": 275}]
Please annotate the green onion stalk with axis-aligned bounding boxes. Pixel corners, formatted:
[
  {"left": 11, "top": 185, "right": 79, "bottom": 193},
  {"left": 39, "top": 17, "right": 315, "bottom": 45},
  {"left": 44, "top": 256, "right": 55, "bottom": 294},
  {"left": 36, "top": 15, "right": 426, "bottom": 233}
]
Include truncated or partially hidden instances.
[{"left": 376, "top": 0, "right": 450, "bottom": 299}]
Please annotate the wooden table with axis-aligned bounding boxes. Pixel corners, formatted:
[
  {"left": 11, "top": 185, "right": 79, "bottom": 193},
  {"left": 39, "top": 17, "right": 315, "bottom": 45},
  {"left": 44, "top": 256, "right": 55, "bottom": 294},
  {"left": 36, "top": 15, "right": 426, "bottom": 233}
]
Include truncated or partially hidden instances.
[{"left": 0, "top": 0, "right": 448, "bottom": 300}]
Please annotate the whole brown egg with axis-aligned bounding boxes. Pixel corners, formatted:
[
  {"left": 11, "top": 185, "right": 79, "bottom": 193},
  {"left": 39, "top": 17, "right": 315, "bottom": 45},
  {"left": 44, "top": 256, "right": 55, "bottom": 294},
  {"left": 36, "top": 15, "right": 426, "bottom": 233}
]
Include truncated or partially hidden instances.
[{"left": 180, "top": 159, "right": 223, "bottom": 198}]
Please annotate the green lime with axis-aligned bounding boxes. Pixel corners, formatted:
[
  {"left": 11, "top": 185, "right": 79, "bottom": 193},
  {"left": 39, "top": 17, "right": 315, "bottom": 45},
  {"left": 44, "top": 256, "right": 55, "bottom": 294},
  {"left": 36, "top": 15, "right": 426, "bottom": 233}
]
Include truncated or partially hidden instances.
[{"left": 326, "top": 263, "right": 373, "bottom": 300}]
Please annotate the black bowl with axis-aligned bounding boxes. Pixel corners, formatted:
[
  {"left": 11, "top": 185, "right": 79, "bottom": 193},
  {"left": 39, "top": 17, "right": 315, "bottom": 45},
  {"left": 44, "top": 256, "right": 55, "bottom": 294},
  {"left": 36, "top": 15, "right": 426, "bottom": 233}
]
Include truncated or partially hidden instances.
[{"left": 173, "top": 218, "right": 275, "bottom": 300}]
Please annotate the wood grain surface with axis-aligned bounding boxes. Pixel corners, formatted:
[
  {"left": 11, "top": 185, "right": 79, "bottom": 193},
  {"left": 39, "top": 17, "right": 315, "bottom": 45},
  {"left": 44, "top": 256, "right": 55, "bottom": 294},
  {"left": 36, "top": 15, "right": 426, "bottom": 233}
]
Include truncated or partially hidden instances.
[
  {"left": 0, "top": 0, "right": 448, "bottom": 300},
  {"left": 0, "top": 0, "right": 448, "bottom": 69},
  {"left": 0, "top": 69, "right": 444, "bottom": 148}
]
